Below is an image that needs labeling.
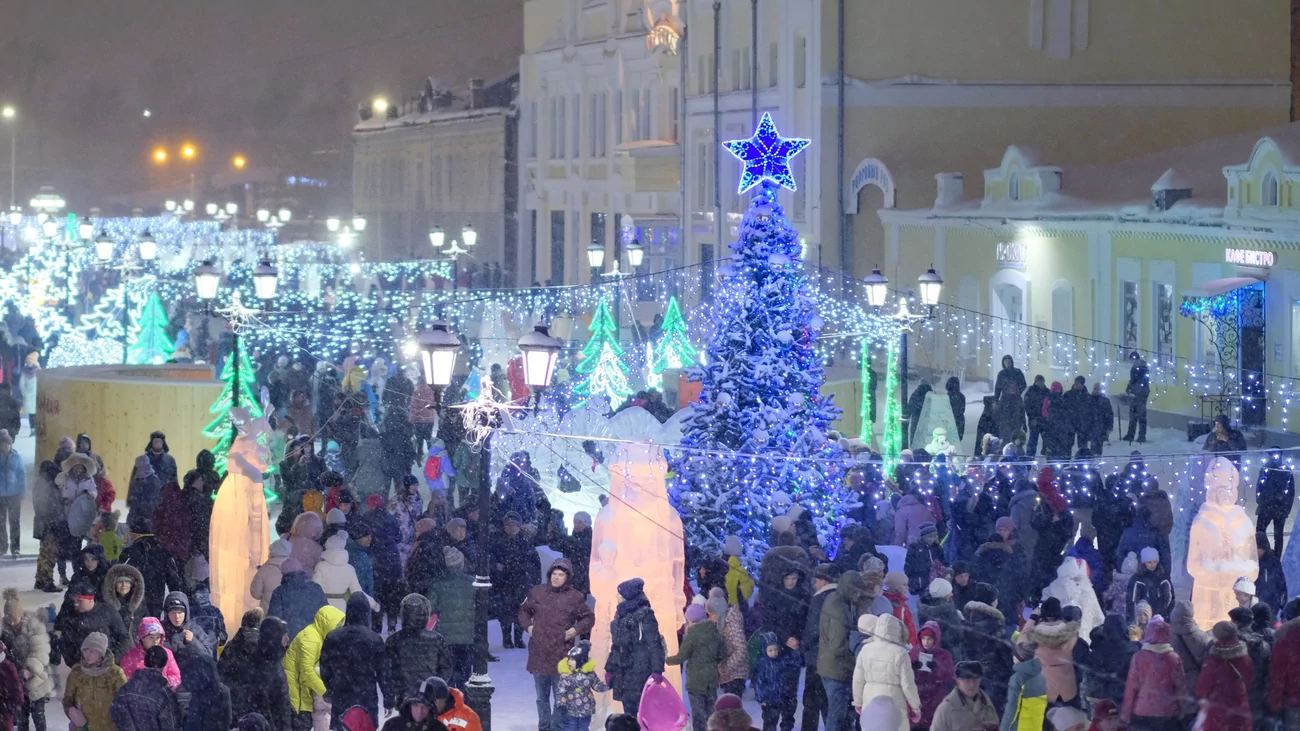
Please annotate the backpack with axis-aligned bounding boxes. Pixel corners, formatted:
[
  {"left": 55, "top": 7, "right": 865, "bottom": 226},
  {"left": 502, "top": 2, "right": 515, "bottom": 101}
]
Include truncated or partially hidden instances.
[{"left": 67, "top": 492, "right": 97, "bottom": 538}]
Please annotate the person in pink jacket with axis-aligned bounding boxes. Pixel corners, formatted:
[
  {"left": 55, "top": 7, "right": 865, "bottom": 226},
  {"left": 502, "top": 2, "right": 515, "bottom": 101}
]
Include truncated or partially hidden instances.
[
  {"left": 119, "top": 617, "right": 181, "bottom": 690},
  {"left": 893, "top": 488, "right": 936, "bottom": 546},
  {"left": 1121, "top": 616, "right": 1194, "bottom": 728}
]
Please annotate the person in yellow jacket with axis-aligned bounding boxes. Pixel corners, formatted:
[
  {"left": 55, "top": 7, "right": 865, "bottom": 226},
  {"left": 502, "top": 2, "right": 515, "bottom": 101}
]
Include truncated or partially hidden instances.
[
  {"left": 722, "top": 536, "right": 753, "bottom": 606},
  {"left": 1000, "top": 643, "right": 1047, "bottom": 731},
  {"left": 283, "top": 605, "right": 345, "bottom": 730}
]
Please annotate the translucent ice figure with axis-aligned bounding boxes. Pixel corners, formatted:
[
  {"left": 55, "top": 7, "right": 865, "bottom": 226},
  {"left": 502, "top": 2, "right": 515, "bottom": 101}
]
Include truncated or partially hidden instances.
[
  {"left": 589, "top": 412, "right": 685, "bottom": 727},
  {"left": 1187, "top": 457, "right": 1258, "bottom": 630},
  {"left": 209, "top": 393, "right": 273, "bottom": 638}
]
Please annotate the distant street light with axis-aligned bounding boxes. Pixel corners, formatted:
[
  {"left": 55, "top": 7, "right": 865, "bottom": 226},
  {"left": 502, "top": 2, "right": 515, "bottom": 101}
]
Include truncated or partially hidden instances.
[
  {"left": 181, "top": 143, "right": 197, "bottom": 160},
  {"left": 153, "top": 148, "right": 168, "bottom": 164},
  {"left": 372, "top": 97, "right": 390, "bottom": 115},
  {"left": 232, "top": 154, "right": 247, "bottom": 170}
]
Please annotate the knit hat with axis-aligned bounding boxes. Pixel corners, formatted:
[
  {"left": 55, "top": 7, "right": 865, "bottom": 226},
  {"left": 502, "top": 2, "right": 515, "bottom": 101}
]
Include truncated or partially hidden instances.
[
  {"left": 771, "top": 515, "right": 793, "bottom": 535},
  {"left": 1039, "top": 597, "right": 1063, "bottom": 622},
  {"left": 365, "top": 495, "right": 386, "bottom": 511},
  {"left": 81, "top": 632, "right": 109, "bottom": 656},
  {"left": 617, "top": 578, "right": 645, "bottom": 600},
  {"left": 137, "top": 617, "right": 164, "bottom": 639},
  {"left": 954, "top": 661, "right": 983, "bottom": 679},
  {"left": 684, "top": 604, "right": 707, "bottom": 623},
  {"left": 884, "top": 571, "right": 908, "bottom": 594},
  {"left": 337, "top": 489, "right": 355, "bottom": 506},
  {"left": 326, "top": 508, "right": 347, "bottom": 526},
  {"left": 1140, "top": 547, "right": 1159, "bottom": 564},
  {"left": 813, "top": 564, "right": 841, "bottom": 583},
  {"left": 69, "top": 578, "right": 97, "bottom": 601},
  {"left": 144, "top": 645, "right": 169, "bottom": 669},
  {"left": 723, "top": 535, "right": 742, "bottom": 557},
  {"left": 713, "top": 694, "right": 744, "bottom": 713},
  {"left": 0, "top": 431, "right": 12, "bottom": 448},
  {"left": 1047, "top": 706, "right": 1089, "bottom": 731},
  {"left": 951, "top": 561, "right": 971, "bottom": 578},
  {"left": 236, "top": 714, "right": 271, "bottom": 731},
  {"left": 995, "top": 516, "right": 1015, "bottom": 533},
  {"left": 573, "top": 511, "right": 592, "bottom": 528},
  {"left": 1212, "top": 621, "right": 1239, "bottom": 641},
  {"left": 1234, "top": 577, "right": 1256, "bottom": 595},
  {"left": 325, "top": 533, "right": 348, "bottom": 551},
  {"left": 918, "top": 522, "right": 938, "bottom": 539},
  {"left": 281, "top": 558, "right": 304, "bottom": 574},
  {"left": 566, "top": 640, "right": 591, "bottom": 667},
  {"left": 928, "top": 578, "right": 953, "bottom": 600},
  {"left": 269, "top": 539, "right": 292, "bottom": 558},
  {"left": 443, "top": 547, "right": 466, "bottom": 573},
  {"left": 503, "top": 512, "right": 522, "bottom": 527},
  {"left": 133, "top": 454, "right": 154, "bottom": 478},
  {"left": 414, "top": 518, "right": 436, "bottom": 536},
  {"left": 705, "top": 596, "right": 729, "bottom": 619},
  {"left": 59, "top": 436, "right": 75, "bottom": 452},
  {"left": 859, "top": 556, "right": 886, "bottom": 581}
]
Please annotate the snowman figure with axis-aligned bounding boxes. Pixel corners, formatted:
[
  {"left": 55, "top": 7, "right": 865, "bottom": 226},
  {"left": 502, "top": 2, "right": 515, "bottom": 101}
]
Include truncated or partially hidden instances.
[
  {"left": 925, "top": 427, "right": 956, "bottom": 459},
  {"left": 1187, "top": 456, "right": 1259, "bottom": 629}
]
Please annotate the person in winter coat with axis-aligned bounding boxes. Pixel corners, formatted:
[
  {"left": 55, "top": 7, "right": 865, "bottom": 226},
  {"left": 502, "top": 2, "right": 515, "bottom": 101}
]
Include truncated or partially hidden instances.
[
  {"left": 217, "top": 609, "right": 264, "bottom": 690},
  {"left": 945, "top": 377, "right": 967, "bottom": 442},
  {"left": 960, "top": 583, "right": 1013, "bottom": 716},
  {"left": 143, "top": 433, "right": 178, "bottom": 487},
  {"left": 1126, "top": 548, "right": 1173, "bottom": 623},
  {"left": 1023, "top": 599, "right": 1079, "bottom": 706},
  {"left": 54, "top": 579, "right": 131, "bottom": 667},
  {"left": 66, "top": 544, "right": 110, "bottom": 604},
  {"left": 250, "top": 540, "right": 292, "bottom": 612},
  {"left": 0, "top": 641, "right": 23, "bottom": 731},
  {"left": 427, "top": 550, "right": 475, "bottom": 689},
  {"left": 667, "top": 604, "right": 728, "bottom": 731},
  {"left": 518, "top": 558, "right": 596, "bottom": 731},
  {"left": 1204, "top": 415, "right": 1248, "bottom": 465},
  {"left": 227, "top": 617, "right": 291, "bottom": 731},
  {"left": 63, "top": 632, "right": 127, "bottom": 731},
  {"left": 910, "top": 622, "right": 954, "bottom": 728},
  {"left": 918, "top": 579, "right": 963, "bottom": 658},
  {"left": 554, "top": 641, "right": 608, "bottom": 730},
  {"left": 104, "top": 564, "right": 146, "bottom": 636},
  {"left": 1089, "top": 384, "right": 1113, "bottom": 453},
  {"left": 186, "top": 584, "right": 227, "bottom": 654},
  {"left": 994, "top": 356, "right": 1027, "bottom": 442},
  {"left": 1256, "top": 451, "right": 1294, "bottom": 554},
  {"left": 1029, "top": 470, "right": 1074, "bottom": 592},
  {"left": 719, "top": 537, "right": 754, "bottom": 606},
  {"left": 972, "top": 531, "right": 1029, "bottom": 629},
  {"left": 174, "top": 646, "right": 231, "bottom": 731},
  {"left": 906, "top": 382, "right": 933, "bottom": 447},
  {"left": 120, "top": 618, "right": 181, "bottom": 690},
  {"left": 757, "top": 538, "right": 811, "bottom": 647},
  {"left": 606, "top": 578, "right": 665, "bottom": 720},
  {"left": 385, "top": 593, "right": 452, "bottom": 703},
  {"left": 973, "top": 398, "right": 997, "bottom": 459},
  {"left": 286, "top": 512, "right": 324, "bottom": 577},
  {"left": 1023, "top": 376, "right": 1050, "bottom": 458},
  {"left": 1121, "top": 617, "right": 1191, "bottom": 731},
  {"left": 1, "top": 591, "right": 51, "bottom": 731},
  {"left": 127, "top": 455, "right": 163, "bottom": 525},
  {"left": 1228, "top": 607, "right": 1271, "bottom": 725},
  {"left": 183, "top": 451, "right": 221, "bottom": 561},
  {"left": 110, "top": 645, "right": 182, "bottom": 731},
  {"left": 750, "top": 633, "right": 801, "bottom": 731},
  {"left": 119, "top": 513, "right": 185, "bottom": 622},
  {"left": 852, "top": 613, "right": 920, "bottom": 731},
  {"left": 880, "top": 573, "right": 919, "bottom": 649},
  {"left": 1041, "top": 383, "right": 1070, "bottom": 459},
  {"left": 358, "top": 499, "right": 402, "bottom": 634},
  {"left": 266, "top": 558, "right": 327, "bottom": 642},
  {"left": 799, "top": 565, "right": 838, "bottom": 731},
  {"left": 0, "top": 431, "right": 24, "bottom": 560},
  {"left": 818, "top": 570, "right": 867, "bottom": 731},
  {"left": 313, "top": 533, "right": 376, "bottom": 612},
  {"left": 1269, "top": 600, "right": 1300, "bottom": 721},
  {"left": 705, "top": 594, "right": 749, "bottom": 698},
  {"left": 931, "top": 661, "right": 999, "bottom": 731},
  {"left": 1001, "top": 642, "right": 1046, "bottom": 731},
  {"left": 283, "top": 605, "right": 344, "bottom": 728},
  {"left": 320, "top": 592, "right": 391, "bottom": 727},
  {"left": 1255, "top": 533, "right": 1287, "bottom": 615},
  {"left": 949, "top": 481, "right": 995, "bottom": 568},
  {"left": 1007, "top": 479, "right": 1041, "bottom": 561},
  {"left": 1061, "top": 378, "right": 1094, "bottom": 455},
  {"left": 1115, "top": 507, "right": 1170, "bottom": 575},
  {"left": 33, "top": 441, "right": 72, "bottom": 592},
  {"left": 1196, "top": 621, "right": 1254, "bottom": 731},
  {"left": 160, "top": 592, "right": 215, "bottom": 661},
  {"left": 1081, "top": 614, "right": 1137, "bottom": 705},
  {"left": 1169, "top": 600, "right": 1211, "bottom": 692},
  {"left": 893, "top": 489, "right": 935, "bottom": 547}
]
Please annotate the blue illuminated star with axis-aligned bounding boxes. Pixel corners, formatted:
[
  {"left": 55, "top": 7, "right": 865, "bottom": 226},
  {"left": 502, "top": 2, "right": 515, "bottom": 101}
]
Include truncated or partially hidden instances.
[{"left": 723, "top": 112, "right": 811, "bottom": 194}]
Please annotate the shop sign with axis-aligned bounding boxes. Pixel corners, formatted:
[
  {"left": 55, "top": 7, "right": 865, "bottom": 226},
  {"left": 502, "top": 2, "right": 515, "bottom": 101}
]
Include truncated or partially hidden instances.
[
  {"left": 1225, "top": 248, "right": 1274, "bottom": 267},
  {"left": 996, "top": 241, "right": 1028, "bottom": 269}
]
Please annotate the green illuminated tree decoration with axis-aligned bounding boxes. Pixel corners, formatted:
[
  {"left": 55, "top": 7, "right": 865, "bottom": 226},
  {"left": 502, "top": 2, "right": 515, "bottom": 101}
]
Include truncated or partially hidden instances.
[
  {"left": 202, "top": 337, "right": 263, "bottom": 473},
  {"left": 652, "top": 296, "right": 698, "bottom": 372},
  {"left": 127, "top": 294, "right": 174, "bottom": 365},
  {"left": 882, "top": 340, "right": 902, "bottom": 472},
  {"left": 574, "top": 299, "right": 632, "bottom": 407},
  {"left": 859, "top": 339, "right": 872, "bottom": 439}
]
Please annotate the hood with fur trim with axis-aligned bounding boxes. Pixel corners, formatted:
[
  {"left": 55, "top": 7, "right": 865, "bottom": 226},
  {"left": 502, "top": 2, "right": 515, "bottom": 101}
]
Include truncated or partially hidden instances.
[
  {"left": 103, "top": 564, "right": 145, "bottom": 613},
  {"left": 1029, "top": 619, "right": 1080, "bottom": 650},
  {"left": 963, "top": 601, "right": 1004, "bottom": 623},
  {"left": 1209, "top": 639, "right": 1248, "bottom": 660}
]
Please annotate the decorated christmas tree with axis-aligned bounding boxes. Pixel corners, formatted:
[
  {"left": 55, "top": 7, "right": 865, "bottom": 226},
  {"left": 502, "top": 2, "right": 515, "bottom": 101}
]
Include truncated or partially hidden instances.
[
  {"left": 652, "top": 296, "right": 697, "bottom": 373},
  {"left": 78, "top": 283, "right": 143, "bottom": 344},
  {"left": 202, "top": 336, "right": 263, "bottom": 473},
  {"left": 670, "top": 113, "right": 849, "bottom": 567},
  {"left": 127, "top": 294, "right": 174, "bottom": 365},
  {"left": 573, "top": 299, "right": 632, "bottom": 408}
]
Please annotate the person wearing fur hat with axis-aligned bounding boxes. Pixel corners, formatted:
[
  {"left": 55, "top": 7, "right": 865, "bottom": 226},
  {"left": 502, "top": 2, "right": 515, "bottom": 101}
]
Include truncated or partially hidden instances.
[
  {"left": 120, "top": 617, "right": 182, "bottom": 689},
  {"left": 386, "top": 594, "right": 453, "bottom": 703},
  {"left": 217, "top": 608, "right": 267, "bottom": 690},
  {"left": 2, "top": 590, "right": 51, "bottom": 731},
  {"left": 973, "top": 524, "right": 1031, "bottom": 632},
  {"left": 250, "top": 539, "right": 293, "bottom": 612},
  {"left": 427, "top": 549, "right": 475, "bottom": 690},
  {"left": 1126, "top": 547, "right": 1172, "bottom": 623},
  {"left": 1195, "top": 621, "right": 1254, "bottom": 731},
  {"left": 668, "top": 603, "right": 727, "bottom": 731},
  {"left": 144, "top": 432, "right": 178, "bottom": 486},
  {"left": 126, "top": 454, "right": 163, "bottom": 525},
  {"left": 721, "top": 536, "right": 754, "bottom": 607},
  {"left": 930, "top": 661, "right": 998, "bottom": 731},
  {"left": 63, "top": 632, "right": 127, "bottom": 731},
  {"left": 960, "top": 583, "right": 1013, "bottom": 717}
]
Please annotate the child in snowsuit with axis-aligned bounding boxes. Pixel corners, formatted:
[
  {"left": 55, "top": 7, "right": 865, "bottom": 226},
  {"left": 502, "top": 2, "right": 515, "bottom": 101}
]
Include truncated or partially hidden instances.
[
  {"left": 751, "top": 633, "right": 801, "bottom": 731},
  {"left": 556, "top": 642, "right": 608, "bottom": 731}
]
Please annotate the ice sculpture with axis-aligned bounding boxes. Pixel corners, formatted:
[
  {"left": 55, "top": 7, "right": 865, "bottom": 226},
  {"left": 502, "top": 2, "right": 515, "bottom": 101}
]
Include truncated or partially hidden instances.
[
  {"left": 589, "top": 409, "right": 686, "bottom": 725},
  {"left": 1187, "top": 457, "right": 1258, "bottom": 630},
  {"left": 913, "top": 391, "right": 960, "bottom": 451},
  {"left": 209, "top": 391, "right": 273, "bottom": 637}
]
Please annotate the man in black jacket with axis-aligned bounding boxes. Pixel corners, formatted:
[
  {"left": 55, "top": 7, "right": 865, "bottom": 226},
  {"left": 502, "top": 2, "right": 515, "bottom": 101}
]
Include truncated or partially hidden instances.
[
  {"left": 1122, "top": 351, "right": 1150, "bottom": 444},
  {"left": 1062, "top": 376, "right": 1094, "bottom": 456},
  {"left": 799, "top": 564, "right": 839, "bottom": 731},
  {"left": 54, "top": 578, "right": 130, "bottom": 666},
  {"left": 119, "top": 513, "right": 185, "bottom": 621},
  {"left": 321, "top": 592, "right": 393, "bottom": 727},
  {"left": 385, "top": 594, "right": 452, "bottom": 704},
  {"left": 1023, "top": 375, "right": 1050, "bottom": 458}
]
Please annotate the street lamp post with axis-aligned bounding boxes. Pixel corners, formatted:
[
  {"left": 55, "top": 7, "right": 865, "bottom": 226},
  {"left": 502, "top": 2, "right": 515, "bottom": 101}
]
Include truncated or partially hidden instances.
[
  {"left": 194, "top": 259, "right": 277, "bottom": 443},
  {"left": 863, "top": 267, "right": 943, "bottom": 441},
  {"left": 2, "top": 106, "right": 15, "bottom": 209}
]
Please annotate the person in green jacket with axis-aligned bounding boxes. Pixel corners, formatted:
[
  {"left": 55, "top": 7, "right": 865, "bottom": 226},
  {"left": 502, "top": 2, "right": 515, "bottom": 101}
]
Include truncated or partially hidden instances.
[
  {"left": 666, "top": 603, "right": 727, "bottom": 731},
  {"left": 817, "top": 570, "right": 865, "bottom": 731},
  {"left": 1001, "top": 643, "right": 1047, "bottom": 731},
  {"left": 428, "top": 547, "right": 477, "bottom": 689}
]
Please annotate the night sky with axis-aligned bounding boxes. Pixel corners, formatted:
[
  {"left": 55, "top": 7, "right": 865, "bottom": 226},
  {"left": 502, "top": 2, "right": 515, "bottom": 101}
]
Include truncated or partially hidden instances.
[{"left": 0, "top": 0, "right": 522, "bottom": 211}]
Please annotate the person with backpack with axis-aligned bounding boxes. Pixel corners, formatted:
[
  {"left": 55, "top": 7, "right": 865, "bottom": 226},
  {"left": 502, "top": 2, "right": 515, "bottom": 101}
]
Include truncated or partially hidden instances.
[{"left": 606, "top": 579, "right": 665, "bottom": 721}]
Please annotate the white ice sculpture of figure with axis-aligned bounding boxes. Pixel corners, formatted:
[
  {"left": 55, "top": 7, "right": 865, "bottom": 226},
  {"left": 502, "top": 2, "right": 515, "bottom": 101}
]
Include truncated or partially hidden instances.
[
  {"left": 209, "top": 391, "right": 273, "bottom": 638},
  {"left": 589, "top": 425, "right": 685, "bottom": 726},
  {"left": 925, "top": 428, "right": 956, "bottom": 460},
  {"left": 1187, "top": 456, "right": 1258, "bottom": 630}
]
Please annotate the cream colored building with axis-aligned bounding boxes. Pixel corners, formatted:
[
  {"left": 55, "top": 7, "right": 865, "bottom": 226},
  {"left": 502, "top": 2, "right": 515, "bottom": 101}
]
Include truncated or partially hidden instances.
[
  {"left": 680, "top": 0, "right": 1292, "bottom": 289},
  {"left": 353, "top": 76, "right": 519, "bottom": 273},
  {"left": 518, "top": 0, "right": 686, "bottom": 308}
]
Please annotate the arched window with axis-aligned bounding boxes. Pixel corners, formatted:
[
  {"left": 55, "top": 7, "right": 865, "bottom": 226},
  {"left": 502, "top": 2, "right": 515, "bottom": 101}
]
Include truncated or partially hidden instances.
[
  {"left": 1263, "top": 172, "right": 1280, "bottom": 207},
  {"left": 1008, "top": 172, "right": 1021, "bottom": 201}
]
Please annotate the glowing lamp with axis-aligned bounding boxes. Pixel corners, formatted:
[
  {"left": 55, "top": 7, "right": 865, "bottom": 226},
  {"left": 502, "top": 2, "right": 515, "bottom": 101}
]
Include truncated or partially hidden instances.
[
  {"left": 418, "top": 322, "right": 462, "bottom": 388},
  {"left": 78, "top": 219, "right": 94, "bottom": 241},
  {"left": 138, "top": 231, "right": 157, "bottom": 261},
  {"left": 278, "top": 208, "right": 292, "bottom": 222},
  {"left": 256, "top": 208, "right": 270, "bottom": 223},
  {"left": 183, "top": 200, "right": 195, "bottom": 212},
  {"left": 225, "top": 202, "right": 238, "bottom": 216},
  {"left": 918, "top": 267, "right": 944, "bottom": 307},
  {"left": 626, "top": 240, "right": 645, "bottom": 268},
  {"left": 165, "top": 200, "right": 177, "bottom": 212},
  {"left": 864, "top": 268, "right": 889, "bottom": 308},
  {"left": 352, "top": 217, "right": 367, "bottom": 232},
  {"left": 252, "top": 259, "right": 278, "bottom": 301},
  {"left": 40, "top": 218, "right": 57, "bottom": 239},
  {"left": 325, "top": 218, "right": 340, "bottom": 232},
  {"left": 461, "top": 224, "right": 477, "bottom": 248},
  {"left": 587, "top": 242, "right": 605, "bottom": 269},
  {"left": 428, "top": 225, "right": 445, "bottom": 250},
  {"left": 94, "top": 233, "right": 114, "bottom": 261},
  {"left": 518, "top": 323, "right": 563, "bottom": 389},
  {"left": 205, "top": 202, "right": 219, "bottom": 216},
  {"left": 338, "top": 228, "right": 355, "bottom": 249},
  {"left": 193, "top": 260, "right": 222, "bottom": 300},
  {"left": 6, "top": 209, "right": 18, "bottom": 227}
]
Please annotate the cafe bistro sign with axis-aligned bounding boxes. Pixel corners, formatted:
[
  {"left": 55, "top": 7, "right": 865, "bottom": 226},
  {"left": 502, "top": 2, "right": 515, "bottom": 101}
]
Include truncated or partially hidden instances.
[
  {"left": 1225, "top": 248, "right": 1275, "bottom": 268},
  {"left": 996, "top": 241, "right": 1028, "bottom": 269}
]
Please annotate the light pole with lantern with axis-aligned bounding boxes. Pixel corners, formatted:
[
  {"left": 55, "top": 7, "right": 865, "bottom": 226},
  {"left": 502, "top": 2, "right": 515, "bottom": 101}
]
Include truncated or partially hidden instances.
[
  {"left": 428, "top": 223, "right": 477, "bottom": 289},
  {"left": 586, "top": 237, "right": 644, "bottom": 337},
  {"left": 862, "top": 266, "right": 944, "bottom": 440}
]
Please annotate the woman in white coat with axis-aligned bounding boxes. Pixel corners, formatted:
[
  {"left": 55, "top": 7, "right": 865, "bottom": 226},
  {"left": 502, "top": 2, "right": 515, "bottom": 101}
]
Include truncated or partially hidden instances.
[
  {"left": 852, "top": 613, "right": 920, "bottom": 731},
  {"left": 312, "top": 532, "right": 379, "bottom": 611}
]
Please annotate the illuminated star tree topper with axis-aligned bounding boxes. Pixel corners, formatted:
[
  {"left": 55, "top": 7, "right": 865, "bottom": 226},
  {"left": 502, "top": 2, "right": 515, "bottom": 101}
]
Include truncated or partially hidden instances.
[{"left": 723, "top": 112, "right": 811, "bottom": 194}]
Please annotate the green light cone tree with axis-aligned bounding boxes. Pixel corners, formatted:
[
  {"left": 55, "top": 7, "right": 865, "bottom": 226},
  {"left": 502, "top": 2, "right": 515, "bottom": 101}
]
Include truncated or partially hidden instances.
[
  {"left": 127, "top": 294, "right": 175, "bottom": 365},
  {"left": 202, "top": 337, "right": 263, "bottom": 473},
  {"left": 652, "top": 295, "right": 698, "bottom": 373},
  {"left": 573, "top": 299, "right": 632, "bottom": 408}
]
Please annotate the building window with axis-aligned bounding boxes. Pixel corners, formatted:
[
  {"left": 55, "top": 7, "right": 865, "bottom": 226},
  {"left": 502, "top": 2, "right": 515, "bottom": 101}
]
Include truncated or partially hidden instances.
[
  {"left": 769, "top": 43, "right": 779, "bottom": 88},
  {"left": 1051, "top": 283, "right": 1073, "bottom": 368},
  {"left": 1121, "top": 280, "right": 1139, "bottom": 350},
  {"left": 1008, "top": 173, "right": 1021, "bottom": 201},
  {"left": 556, "top": 96, "right": 566, "bottom": 158},
  {"left": 1195, "top": 310, "right": 1220, "bottom": 375},
  {"left": 669, "top": 91, "right": 680, "bottom": 143},
  {"left": 613, "top": 90, "right": 623, "bottom": 145},
  {"left": 640, "top": 89, "right": 651, "bottom": 140},
  {"left": 549, "top": 210, "right": 566, "bottom": 285},
  {"left": 527, "top": 101, "right": 538, "bottom": 158},
  {"left": 731, "top": 49, "right": 743, "bottom": 91},
  {"left": 1154, "top": 283, "right": 1174, "bottom": 359},
  {"left": 1264, "top": 172, "right": 1279, "bottom": 206},
  {"left": 794, "top": 34, "right": 806, "bottom": 88},
  {"left": 571, "top": 93, "right": 581, "bottom": 158},
  {"left": 590, "top": 92, "right": 606, "bottom": 157}
]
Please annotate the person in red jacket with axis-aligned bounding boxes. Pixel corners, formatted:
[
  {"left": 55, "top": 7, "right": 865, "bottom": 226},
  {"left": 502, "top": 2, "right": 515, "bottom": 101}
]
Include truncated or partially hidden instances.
[
  {"left": 518, "top": 558, "right": 596, "bottom": 731},
  {"left": 909, "top": 622, "right": 954, "bottom": 728},
  {"left": 1121, "top": 617, "right": 1192, "bottom": 730},
  {"left": 1269, "top": 599, "right": 1300, "bottom": 722},
  {"left": 882, "top": 572, "right": 919, "bottom": 649},
  {"left": 0, "top": 639, "right": 24, "bottom": 731},
  {"left": 1196, "top": 622, "right": 1254, "bottom": 731}
]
